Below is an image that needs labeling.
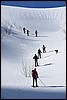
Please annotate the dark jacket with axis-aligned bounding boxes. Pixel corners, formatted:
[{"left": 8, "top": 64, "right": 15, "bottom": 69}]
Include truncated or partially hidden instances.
[
  {"left": 33, "top": 54, "right": 39, "bottom": 61},
  {"left": 42, "top": 45, "right": 46, "bottom": 50},
  {"left": 32, "top": 69, "right": 38, "bottom": 78},
  {"left": 38, "top": 49, "right": 42, "bottom": 54}
]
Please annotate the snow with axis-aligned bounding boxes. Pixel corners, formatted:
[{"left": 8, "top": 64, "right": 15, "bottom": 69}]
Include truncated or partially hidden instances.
[{"left": 1, "top": 5, "right": 66, "bottom": 99}]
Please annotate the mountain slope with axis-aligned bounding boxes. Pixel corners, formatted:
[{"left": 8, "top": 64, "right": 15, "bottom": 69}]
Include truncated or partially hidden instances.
[{"left": 1, "top": 5, "right": 66, "bottom": 89}]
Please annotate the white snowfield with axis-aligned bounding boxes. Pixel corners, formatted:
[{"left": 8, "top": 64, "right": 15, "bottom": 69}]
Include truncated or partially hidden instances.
[{"left": 1, "top": 5, "right": 66, "bottom": 99}]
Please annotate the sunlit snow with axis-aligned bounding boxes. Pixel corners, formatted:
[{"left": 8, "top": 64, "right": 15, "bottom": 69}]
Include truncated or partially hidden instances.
[{"left": 1, "top": 5, "right": 66, "bottom": 99}]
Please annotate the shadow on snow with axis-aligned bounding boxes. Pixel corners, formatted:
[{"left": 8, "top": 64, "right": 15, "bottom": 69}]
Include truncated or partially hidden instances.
[
  {"left": 30, "top": 35, "right": 48, "bottom": 37},
  {"left": 1, "top": 87, "right": 66, "bottom": 99},
  {"left": 39, "top": 86, "right": 66, "bottom": 88},
  {"left": 12, "top": 34, "right": 41, "bottom": 41},
  {"left": 38, "top": 63, "right": 54, "bottom": 67}
]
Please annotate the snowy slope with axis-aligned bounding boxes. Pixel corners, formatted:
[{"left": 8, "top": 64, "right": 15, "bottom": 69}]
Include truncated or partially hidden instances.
[{"left": 1, "top": 5, "right": 66, "bottom": 99}]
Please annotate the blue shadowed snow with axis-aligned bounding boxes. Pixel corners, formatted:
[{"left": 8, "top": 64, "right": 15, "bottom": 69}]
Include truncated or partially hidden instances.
[
  {"left": 1, "top": 1, "right": 66, "bottom": 8},
  {"left": 1, "top": 87, "right": 66, "bottom": 99}
]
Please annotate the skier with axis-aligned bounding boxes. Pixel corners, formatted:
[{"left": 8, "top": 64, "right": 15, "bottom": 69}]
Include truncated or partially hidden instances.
[
  {"left": 27, "top": 30, "right": 30, "bottom": 36},
  {"left": 38, "top": 49, "right": 42, "bottom": 58},
  {"left": 35, "top": 30, "right": 38, "bottom": 37},
  {"left": 33, "top": 54, "right": 39, "bottom": 67},
  {"left": 42, "top": 45, "right": 46, "bottom": 53},
  {"left": 23, "top": 27, "right": 26, "bottom": 34},
  {"left": 32, "top": 68, "right": 38, "bottom": 87}
]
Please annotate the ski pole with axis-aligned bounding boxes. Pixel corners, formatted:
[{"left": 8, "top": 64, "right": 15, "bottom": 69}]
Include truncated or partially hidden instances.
[{"left": 38, "top": 77, "right": 46, "bottom": 86}]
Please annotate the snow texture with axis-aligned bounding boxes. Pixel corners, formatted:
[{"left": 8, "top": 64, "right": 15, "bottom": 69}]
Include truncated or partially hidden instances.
[{"left": 1, "top": 5, "right": 66, "bottom": 99}]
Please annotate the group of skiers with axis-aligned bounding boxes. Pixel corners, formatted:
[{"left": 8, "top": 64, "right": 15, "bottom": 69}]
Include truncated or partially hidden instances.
[
  {"left": 23, "top": 27, "right": 29, "bottom": 36},
  {"left": 23, "top": 27, "right": 38, "bottom": 37},
  {"left": 23, "top": 27, "right": 47, "bottom": 87},
  {"left": 23, "top": 27, "right": 59, "bottom": 87},
  {"left": 32, "top": 45, "right": 46, "bottom": 87},
  {"left": 32, "top": 47, "right": 59, "bottom": 87},
  {"left": 33, "top": 45, "right": 46, "bottom": 67}
]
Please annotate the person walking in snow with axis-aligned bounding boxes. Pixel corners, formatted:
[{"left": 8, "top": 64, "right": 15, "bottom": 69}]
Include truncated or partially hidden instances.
[
  {"left": 42, "top": 45, "right": 46, "bottom": 53},
  {"left": 27, "top": 30, "right": 30, "bottom": 36},
  {"left": 38, "top": 48, "right": 42, "bottom": 58},
  {"left": 33, "top": 54, "right": 39, "bottom": 67},
  {"left": 35, "top": 30, "right": 38, "bottom": 37},
  {"left": 32, "top": 68, "right": 38, "bottom": 87},
  {"left": 23, "top": 27, "right": 26, "bottom": 34}
]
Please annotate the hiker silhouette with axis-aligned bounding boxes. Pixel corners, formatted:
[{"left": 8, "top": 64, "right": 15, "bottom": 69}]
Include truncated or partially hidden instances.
[
  {"left": 23, "top": 27, "right": 26, "bottom": 34},
  {"left": 42, "top": 45, "right": 46, "bottom": 53},
  {"left": 35, "top": 30, "right": 38, "bottom": 37},
  {"left": 27, "top": 30, "right": 30, "bottom": 36},
  {"left": 32, "top": 68, "right": 38, "bottom": 87},
  {"left": 33, "top": 54, "right": 39, "bottom": 67},
  {"left": 38, "top": 49, "right": 42, "bottom": 58}
]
